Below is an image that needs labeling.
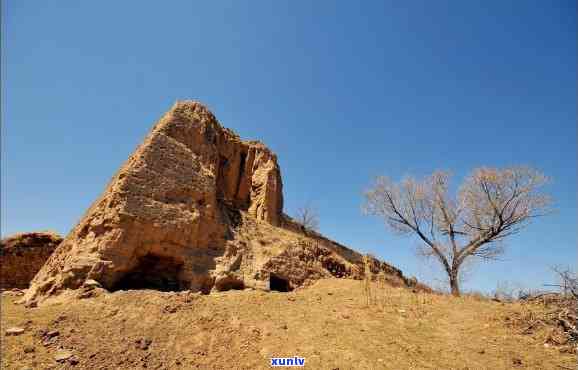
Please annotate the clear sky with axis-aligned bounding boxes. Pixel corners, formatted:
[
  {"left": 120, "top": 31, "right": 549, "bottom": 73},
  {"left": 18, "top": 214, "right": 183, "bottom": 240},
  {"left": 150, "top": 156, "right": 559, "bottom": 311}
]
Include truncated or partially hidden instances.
[{"left": 2, "top": 1, "right": 576, "bottom": 293}]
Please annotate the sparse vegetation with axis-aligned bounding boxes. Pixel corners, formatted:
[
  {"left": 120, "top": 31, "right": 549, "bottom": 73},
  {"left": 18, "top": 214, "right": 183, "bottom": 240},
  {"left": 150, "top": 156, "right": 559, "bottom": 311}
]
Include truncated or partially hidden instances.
[
  {"left": 362, "top": 254, "right": 373, "bottom": 306},
  {"left": 549, "top": 265, "right": 578, "bottom": 299},
  {"left": 3, "top": 278, "right": 575, "bottom": 369},
  {"left": 364, "top": 166, "right": 551, "bottom": 296},
  {"left": 294, "top": 205, "right": 320, "bottom": 232}
]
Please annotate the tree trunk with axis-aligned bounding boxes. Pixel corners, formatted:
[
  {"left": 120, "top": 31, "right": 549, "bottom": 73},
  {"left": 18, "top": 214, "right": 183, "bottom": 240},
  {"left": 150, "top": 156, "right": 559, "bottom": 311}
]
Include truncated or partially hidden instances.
[{"left": 449, "top": 270, "right": 460, "bottom": 296}]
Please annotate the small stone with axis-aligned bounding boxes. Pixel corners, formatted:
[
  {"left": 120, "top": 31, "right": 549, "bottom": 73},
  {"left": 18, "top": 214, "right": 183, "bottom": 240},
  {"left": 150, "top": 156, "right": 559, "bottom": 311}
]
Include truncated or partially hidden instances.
[
  {"left": 397, "top": 309, "right": 406, "bottom": 314},
  {"left": 162, "top": 305, "right": 178, "bottom": 314},
  {"left": 54, "top": 350, "right": 73, "bottom": 362},
  {"left": 135, "top": 338, "right": 152, "bottom": 350},
  {"left": 53, "top": 314, "right": 67, "bottom": 323},
  {"left": 83, "top": 279, "right": 101, "bottom": 288},
  {"left": 23, "top": 346, "right": 35, "bottom": 353},
  {"left": 512, "top": 358, "right": 522, "bottom": 366},
  {"left": 78, "top": 290, "right": 95, "bottom": 299},
  {"left": 280, "top": 324, "right": 288, "bottom": 330},
  {"left": 46, "top": 330, "right": 59, "bottom": 338},
  {"left": 69, "top": 356, "right": 80, "bottom": 365},
  {"left": 6, "top": 327, "right": 25, "bottom": 336},
  {"left": 12, "top": 288, "right": 24, "bottom": 296}
]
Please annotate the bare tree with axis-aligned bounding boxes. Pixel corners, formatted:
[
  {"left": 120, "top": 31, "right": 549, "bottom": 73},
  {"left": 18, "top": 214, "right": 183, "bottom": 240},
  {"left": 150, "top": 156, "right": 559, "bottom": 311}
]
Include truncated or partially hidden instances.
[
  {"left": 363, "top": 166, "right": 550, "bottom": 296},
  {"left": 548, "top": 266, "right": 578, "bottom": 299},
  {"left": 295, "top": 205, "right": 319, "bottom": 232}
]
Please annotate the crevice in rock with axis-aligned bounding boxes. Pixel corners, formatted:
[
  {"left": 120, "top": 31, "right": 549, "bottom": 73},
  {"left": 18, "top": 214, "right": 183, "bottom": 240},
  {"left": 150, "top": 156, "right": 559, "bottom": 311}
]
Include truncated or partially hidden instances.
[
  {"left": 223, "top": 204, "right": 242, "bottom": 229},
  {"left": 216, "top": 155, "right": 229, "bottom": 199},
  {"left": 235, "top": 151, "right": 247, "bottom": 205}
]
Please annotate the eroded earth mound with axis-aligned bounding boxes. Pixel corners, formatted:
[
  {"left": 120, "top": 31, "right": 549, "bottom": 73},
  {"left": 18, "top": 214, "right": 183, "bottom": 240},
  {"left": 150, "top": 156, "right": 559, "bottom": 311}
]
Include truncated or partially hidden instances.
[
  {"left": 23, "top": 101, "right": 412, "bottom": 306},
  {"left": 0, "top": 232, "right": 63, "bottom": 289}
]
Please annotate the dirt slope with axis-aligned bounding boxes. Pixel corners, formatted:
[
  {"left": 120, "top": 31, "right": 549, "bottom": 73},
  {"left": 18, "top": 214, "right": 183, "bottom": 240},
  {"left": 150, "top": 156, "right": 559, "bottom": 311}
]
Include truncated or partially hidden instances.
[{"left": 2, "top": 279, "right": 574, "bottom": 370}]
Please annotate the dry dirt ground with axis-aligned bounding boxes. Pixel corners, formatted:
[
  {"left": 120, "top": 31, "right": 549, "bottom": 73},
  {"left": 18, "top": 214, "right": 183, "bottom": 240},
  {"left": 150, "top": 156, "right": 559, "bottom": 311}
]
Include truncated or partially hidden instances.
[{"left": 1, "top": 279, "right": 575, "bottom": 370}]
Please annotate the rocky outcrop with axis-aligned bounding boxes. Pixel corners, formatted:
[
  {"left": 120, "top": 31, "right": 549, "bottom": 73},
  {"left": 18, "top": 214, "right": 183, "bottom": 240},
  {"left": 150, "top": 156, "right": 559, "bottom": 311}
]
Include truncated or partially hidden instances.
[
  {"left": 1, "top": 232, "right": 62, "bottom": 289},
  {"left": 23, "top": 102, "right": 283, "bottom": 304},
  {"left": 23, "top": 101, "right": 415, "bottom": 306}
]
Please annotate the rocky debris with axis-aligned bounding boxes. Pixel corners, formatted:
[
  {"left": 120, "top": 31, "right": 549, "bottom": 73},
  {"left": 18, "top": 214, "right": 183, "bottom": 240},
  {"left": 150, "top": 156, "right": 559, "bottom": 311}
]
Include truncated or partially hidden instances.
[
  {"left": 54, "top": 350, "right": 74, "bottom": 363},
  {"left": 53, "top": 314, "right": 67, "bottom": 324},
  {"left": 83, "top": 279, "right": 102, "bottom": 289},
  {"left": 162, "top": 304, "right": 179, "bottom": 314},
  {"left": 5, "top": 327, "right": 25, "bottom": 336},
  {"left": 37, "top": 328, "right": 61, "bottom": 346},
  {"left": 1, "top": 288, "right": 25, "bottom": 297},
  {"left": 508, "top": 293, "right": 577, "bottom": 353},
  {"left": 0, "top": 231, "right": 62, "bottom": 289},
  {"left": 77, "top": 285, "right": 106, "bottom": 299},
  {"left": 22, "top": 101, "right": 416, "bottom": 306},
  {"left": 46, "top": 330, "right": 60, "bottom": 338}
]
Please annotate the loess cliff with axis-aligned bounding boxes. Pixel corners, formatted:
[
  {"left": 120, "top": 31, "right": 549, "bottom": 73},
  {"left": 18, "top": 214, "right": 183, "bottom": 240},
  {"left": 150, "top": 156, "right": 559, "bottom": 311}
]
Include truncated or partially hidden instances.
[{"left": 22, "top": 101, "right": 415, "bottom": 306}]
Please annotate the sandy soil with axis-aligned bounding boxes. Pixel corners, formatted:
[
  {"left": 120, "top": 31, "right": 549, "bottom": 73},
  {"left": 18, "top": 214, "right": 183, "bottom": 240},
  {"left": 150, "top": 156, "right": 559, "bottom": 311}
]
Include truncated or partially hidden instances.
[{"left": 1, "top": 279, "right": 575, "bottom": 369}]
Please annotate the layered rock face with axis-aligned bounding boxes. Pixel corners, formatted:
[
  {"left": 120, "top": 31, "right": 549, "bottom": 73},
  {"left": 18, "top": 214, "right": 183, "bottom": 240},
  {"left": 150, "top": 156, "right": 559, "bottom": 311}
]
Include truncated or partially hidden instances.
[
  {"left": 1, "top": 232, "right": 62, "bottom": 289},
  {"left": 24, "top": 102, "right": 283, "bottom": 304},
  {"left": 23, "top": 101, "right": 414, "bottom": 305}
]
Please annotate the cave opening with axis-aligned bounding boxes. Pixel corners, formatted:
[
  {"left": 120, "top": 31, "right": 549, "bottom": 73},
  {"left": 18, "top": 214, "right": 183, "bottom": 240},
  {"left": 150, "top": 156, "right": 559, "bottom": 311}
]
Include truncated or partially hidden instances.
[
  {"left": 112, "top": 254, "right": 186, "bottom": 292},
  {"left": 269, "top": 274, "right": 292, "bottom": 292}
]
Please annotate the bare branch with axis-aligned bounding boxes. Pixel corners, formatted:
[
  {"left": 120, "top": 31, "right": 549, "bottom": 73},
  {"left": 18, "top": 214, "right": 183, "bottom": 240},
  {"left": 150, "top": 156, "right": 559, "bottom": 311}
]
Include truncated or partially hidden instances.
[
  {"left": 294, "top": 205, "right": 319, "bottom": 232},
  {"left": 364, "top": 166, "right": 552, "bottom": 296},
  {"left": 551, "top": 266, "right": 578, "bottom": 299},
  {"left": 456, "top": 166, "right": 550, "bottom": 264}
]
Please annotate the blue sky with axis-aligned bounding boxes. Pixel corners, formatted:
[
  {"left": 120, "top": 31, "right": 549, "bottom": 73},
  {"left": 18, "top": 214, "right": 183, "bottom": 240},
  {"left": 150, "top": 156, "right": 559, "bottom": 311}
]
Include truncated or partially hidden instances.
[{"left": 2, "top": 1, "right": 576, "bottom": 293}]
